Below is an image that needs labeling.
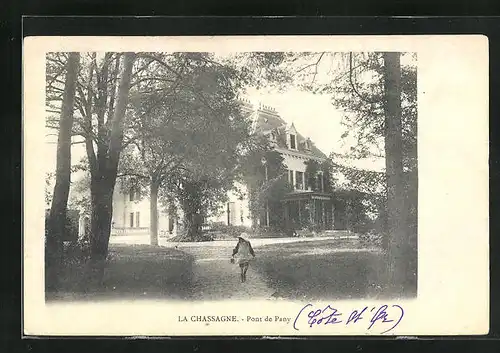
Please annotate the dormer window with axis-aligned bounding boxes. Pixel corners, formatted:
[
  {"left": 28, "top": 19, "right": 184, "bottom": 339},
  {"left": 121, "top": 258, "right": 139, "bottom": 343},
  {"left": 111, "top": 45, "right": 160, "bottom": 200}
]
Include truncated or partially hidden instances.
[
  {"left": 289, "top": 134, "right": 296, "bottom": 150},
  {"left": 285, "top": 123, "right": 298, "bottom": 150}
]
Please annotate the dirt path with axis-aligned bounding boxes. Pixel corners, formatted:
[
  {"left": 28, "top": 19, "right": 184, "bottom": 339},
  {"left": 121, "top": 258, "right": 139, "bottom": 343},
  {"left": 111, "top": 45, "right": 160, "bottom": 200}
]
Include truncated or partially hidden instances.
[{"left": 179, "top": 243, "right": 276, "bottom": 301}]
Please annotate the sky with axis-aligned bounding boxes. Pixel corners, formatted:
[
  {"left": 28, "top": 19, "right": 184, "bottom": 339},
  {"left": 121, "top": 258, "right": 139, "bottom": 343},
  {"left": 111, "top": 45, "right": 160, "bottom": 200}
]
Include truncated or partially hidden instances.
[{"left": 245, "top": 86, "right": 385, "bottom": 171}]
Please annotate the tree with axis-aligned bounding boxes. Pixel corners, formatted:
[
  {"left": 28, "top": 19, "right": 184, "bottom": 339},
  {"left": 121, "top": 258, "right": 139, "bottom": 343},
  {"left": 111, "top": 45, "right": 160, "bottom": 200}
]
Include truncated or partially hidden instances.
[
  {"left": 117, "top": 52, "right": 256, "bottom": 243},
  {"left": 46, "top": 52, "right": 137, "bottom": 284},
  {"left": 117, "top": 54, "right": 191, "bottom": 245},
  {"left": 45, "top": 52, "right": 80, "bottom": 290},
  {"left": 236, "top": 133, "right": 291, "bottom": 230},
  {"left": 382, "top": 52, "right": 409, "bottom": 295},
  {"left": 168, "top": 96, "right": 250, "bottom": 241},
  {"left": 44, "top": 51, "right": 285, "bottom": 256},
  {"left": 305, "top": 159, "right": 335, "bottom": 193},
  {"left": 335, "top": 52, "right": 416, "bottom": 294},
  {"left": 269, "top": 51, "right": 417, "bottom": 294},
  {"left": 68, "top": 167, "right": 92, "bottom": 215},
  {"left": 45, "top": 172, "right": 55, "bottom": 207},
  {"left": 85, "top": 53, "right": 136, "bottom": 270}
]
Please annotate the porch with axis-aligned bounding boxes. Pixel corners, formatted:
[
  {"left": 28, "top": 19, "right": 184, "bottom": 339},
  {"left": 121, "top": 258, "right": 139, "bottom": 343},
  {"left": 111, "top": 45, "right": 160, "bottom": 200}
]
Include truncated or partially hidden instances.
[{"left": 281, "top": 191, "right": 334, "bottom": 231}]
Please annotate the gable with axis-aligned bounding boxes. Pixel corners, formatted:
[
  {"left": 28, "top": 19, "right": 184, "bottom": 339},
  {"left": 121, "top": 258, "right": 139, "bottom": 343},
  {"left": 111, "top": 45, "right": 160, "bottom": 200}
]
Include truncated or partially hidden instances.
[
  {"left": 285, "top": 123, "right": 297, "bottom": 135},
  {"left": 252, "top": 108, "right": 327, "bottom": 160}
]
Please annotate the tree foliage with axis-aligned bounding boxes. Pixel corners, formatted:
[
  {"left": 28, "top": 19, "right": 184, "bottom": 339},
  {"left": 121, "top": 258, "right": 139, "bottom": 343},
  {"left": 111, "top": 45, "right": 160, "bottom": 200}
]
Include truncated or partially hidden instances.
[
  {"left": 120, "top": 53, "right": 256, "bottom": 241},
  {"left": 45, "top": 51, "right": 297, "bottom": 253},
  {"left": 281, "top": 52, "right": 417, "bottom": 233},
  {"left": 237, "top": 134, "right": 291, "bottom": 229},
  {"left": 304, "top": 159, "right": 334, "bottom": 193}
]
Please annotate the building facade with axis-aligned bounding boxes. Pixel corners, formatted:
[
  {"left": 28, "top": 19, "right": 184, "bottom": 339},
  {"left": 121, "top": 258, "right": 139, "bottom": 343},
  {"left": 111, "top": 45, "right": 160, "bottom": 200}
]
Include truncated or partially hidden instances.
[
  {"left": 211, "top": 100, "right": 335, "bottom": 231},
  {"left": 110, "top": 184, "right": 178, "bottom": 237},
  {"left": 110, "top": 99, "right": 335, "bottom": 236}
]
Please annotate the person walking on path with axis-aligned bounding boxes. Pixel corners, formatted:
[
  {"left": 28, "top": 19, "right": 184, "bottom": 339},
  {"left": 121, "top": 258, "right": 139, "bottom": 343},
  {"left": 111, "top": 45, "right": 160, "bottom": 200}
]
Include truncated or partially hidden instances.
[{"left": 231, "top": 233, "right": 255, "bottom": 283}]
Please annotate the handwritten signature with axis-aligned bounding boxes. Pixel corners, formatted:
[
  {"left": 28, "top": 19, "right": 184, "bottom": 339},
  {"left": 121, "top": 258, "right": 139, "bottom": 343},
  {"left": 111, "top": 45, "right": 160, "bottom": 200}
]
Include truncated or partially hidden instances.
[{"left": 293, "top": 303, "right": 404, "bottom": 334}]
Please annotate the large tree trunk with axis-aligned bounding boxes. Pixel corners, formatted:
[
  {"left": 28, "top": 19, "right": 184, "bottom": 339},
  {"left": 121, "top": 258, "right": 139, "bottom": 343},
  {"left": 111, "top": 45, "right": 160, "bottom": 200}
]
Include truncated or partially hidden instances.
[
  {"left": 150, "top": 178, "right": 160, "bottom": 246},
  {"left": 84, "top": 176, "right": 114, "bottom": 288},
  {"left": 89, "top": 177, "right": 114, "bottom": 261},
  {"left": 46, "top": 52, "right": 80, "bottom": 291},
  {"left": 382, "top": 52, "right": 408, "bottom": 296},
  {"left": 84, "top": 53, "right": 136, "bottom": 287},
  {"left": 185, "top": 211, "right": 203, "bottom": 241},
  {"left": 249, "top": 187, "right": 259, "bottom": 230}
]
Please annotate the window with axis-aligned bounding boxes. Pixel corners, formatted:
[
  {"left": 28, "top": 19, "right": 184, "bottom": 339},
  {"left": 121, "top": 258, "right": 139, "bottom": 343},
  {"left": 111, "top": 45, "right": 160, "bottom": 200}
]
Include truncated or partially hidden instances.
[
  {"left": 129, "top": 186, "right": 140, "bottom": 201},
  {"left": 227, "top": 202, "right": 236, "bottom": 226},
  {"left": 315, "top": 172, "right": 325, "bottom": 192},
  {"left": 288, "top": 170, "right": 294, "bottom": 189},
  {"left": 289, "top": 134, "right": 296, "bottom": 150},
  {"left": 129, "top": 212, "right": 134, "bottom": 228},
  {"left": 296, "top": 171, "right": 304, "bottom": 190},
  {"left": 135, "top": 212, "right": 140, "bottom": 228}
]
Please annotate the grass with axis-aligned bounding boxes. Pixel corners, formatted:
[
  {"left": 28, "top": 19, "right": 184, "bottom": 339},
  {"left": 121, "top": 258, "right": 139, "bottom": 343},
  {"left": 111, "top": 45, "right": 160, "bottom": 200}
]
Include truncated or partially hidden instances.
[
  {"left": 47, "top": 244, "right": 194, "bottom": 301},
  {"left": 253, "top": 239, "right": 405, "bottom": 300},
  {"left": 47, "top": 237, "right": 416, "bottom": 302}
]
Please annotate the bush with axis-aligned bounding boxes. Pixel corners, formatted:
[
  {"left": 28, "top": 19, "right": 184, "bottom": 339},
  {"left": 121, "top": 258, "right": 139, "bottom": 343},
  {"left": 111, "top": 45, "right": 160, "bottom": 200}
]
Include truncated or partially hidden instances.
[
  {"left": 63, "top": 236, "right": 91, "bottom": 265},
  {"left": 207, "top": 223, "right": 251, "bottom": 237},
  {"left": 45, "top": 208, "right": 80, "bottom": 242},
  {"left": 65, "top": 209, "right": 80, "bottom": 242},
  {"left": 169, "top": 231, "right": 215, "bottom": 242},
  {"left": 359, "top": 231, "right": 383, "bottom": 247},
  {"left": 252, "top": 225, "right": 289, "bottom": 238}
]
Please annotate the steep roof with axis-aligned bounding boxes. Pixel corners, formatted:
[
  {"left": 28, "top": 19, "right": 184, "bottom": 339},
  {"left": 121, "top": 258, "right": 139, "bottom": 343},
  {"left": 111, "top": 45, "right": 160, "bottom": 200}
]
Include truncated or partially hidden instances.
[{"left": 252, "top": 105, "right": 328, "bottom": 160}]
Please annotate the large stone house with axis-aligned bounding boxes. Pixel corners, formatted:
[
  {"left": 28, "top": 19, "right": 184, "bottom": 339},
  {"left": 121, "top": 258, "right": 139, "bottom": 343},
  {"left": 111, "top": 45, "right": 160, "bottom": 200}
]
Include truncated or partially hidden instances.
[
  {"left": 109, "top": 99, "right": 336, "bottom": 237},
  {"left": 110, "top": 185, "right": 177, "bottom": 237},
  {"left": 210, "top": 99, "right": 335, "bottom": 231}
]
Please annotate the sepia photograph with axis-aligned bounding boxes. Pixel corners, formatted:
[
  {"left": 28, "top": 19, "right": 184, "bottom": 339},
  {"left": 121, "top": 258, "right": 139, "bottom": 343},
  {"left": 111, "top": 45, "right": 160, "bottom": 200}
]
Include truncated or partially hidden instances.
[
  {"left": 24, "top": 35, "right": 488, "bottom": 336},
  {"left": 43, "top": 50, "right": 417, "bottom": 302}
]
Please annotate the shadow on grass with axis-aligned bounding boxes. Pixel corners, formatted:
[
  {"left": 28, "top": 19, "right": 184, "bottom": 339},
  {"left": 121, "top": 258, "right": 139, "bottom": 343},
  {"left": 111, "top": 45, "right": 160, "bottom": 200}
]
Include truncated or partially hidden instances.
[
  {"left": 254, "top": 239, "right": 416, "bottom": 301},
  {"left": 47, "top": 244, "right": 194, "bottom": 302}
]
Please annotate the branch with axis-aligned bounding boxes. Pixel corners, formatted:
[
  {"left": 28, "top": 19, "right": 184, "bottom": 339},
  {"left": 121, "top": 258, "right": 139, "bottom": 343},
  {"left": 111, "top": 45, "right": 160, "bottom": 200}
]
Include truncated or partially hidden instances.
[
  {"left": 130, "top": 76, "right": 178, "bottom": 89},
  {"left": 139, "top": 53, "right": 218, "bottom": 116},
  {"left": 130, "top": 57, "right": 156, "bottom": 79},
  {"left": 45, "top": 61, "right": 67, "bottom": 88},
  {"left": 75, "top": 82, "right": 89, "bottom": 117},
  {"left": 116, "top": 172, "right": 149, "bottom": 179},
  {"left": 295, "top": 52, "right": 326, "bottom": 74},
  {"left": 121, "top": 134, "right": 138, "bottom": 149},
  {"left": 348, "top": 52, "right": 384, "bottom": 105},
  {"left": 107, "top": 52, "right": 137, "bottom": 174},
  {"left": 158, "top": 157, "right": 185, "bottom": 184},
  {"left": 106, "top": 55, "right": 121, "bottom": 127},
  {"left": 312, "top": 52, "right": 325, "bottom": 84}
]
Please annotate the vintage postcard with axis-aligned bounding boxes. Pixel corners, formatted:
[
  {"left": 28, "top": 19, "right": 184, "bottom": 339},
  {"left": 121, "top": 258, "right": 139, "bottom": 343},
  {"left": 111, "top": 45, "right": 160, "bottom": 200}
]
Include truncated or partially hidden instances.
[{"left": 23, "top": 35, "right": 489, "bottom": 336}]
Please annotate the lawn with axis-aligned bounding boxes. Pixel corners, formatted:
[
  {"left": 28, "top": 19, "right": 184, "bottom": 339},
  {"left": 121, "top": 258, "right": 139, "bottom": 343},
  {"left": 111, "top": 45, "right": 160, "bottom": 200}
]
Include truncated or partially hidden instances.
[
  {"left": 253, "top": 239, "right": 401, "bottom": 301},
  {"left": 47, "top": 244, "right": 194, "bottom": 301}
]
